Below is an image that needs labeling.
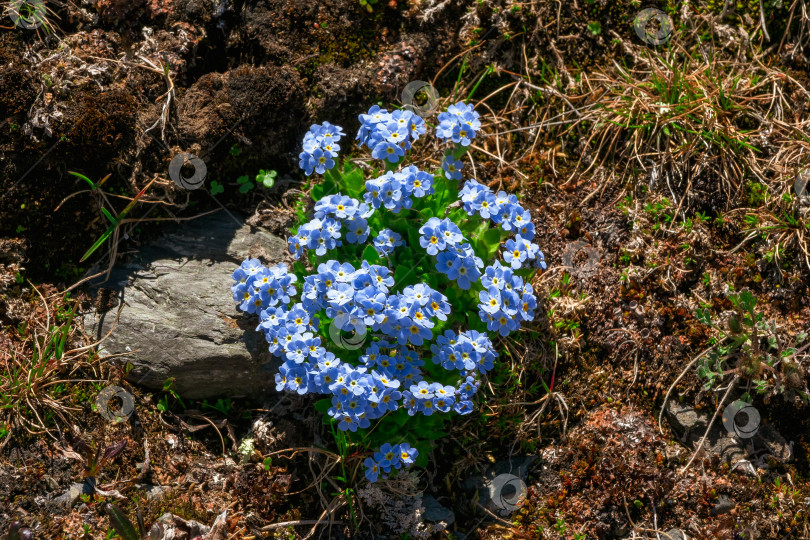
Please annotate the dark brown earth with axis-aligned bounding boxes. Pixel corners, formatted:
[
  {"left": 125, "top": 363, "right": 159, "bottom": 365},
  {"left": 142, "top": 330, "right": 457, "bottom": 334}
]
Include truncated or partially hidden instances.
[{"left": 2, "top": 0, "right": 810, "bottom": 538}]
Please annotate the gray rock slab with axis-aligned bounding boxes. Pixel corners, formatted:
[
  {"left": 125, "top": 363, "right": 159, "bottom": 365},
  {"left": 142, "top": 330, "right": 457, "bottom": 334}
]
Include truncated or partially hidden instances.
[{"left": 82, "top": 211, "right": 287, "bottom": 399}]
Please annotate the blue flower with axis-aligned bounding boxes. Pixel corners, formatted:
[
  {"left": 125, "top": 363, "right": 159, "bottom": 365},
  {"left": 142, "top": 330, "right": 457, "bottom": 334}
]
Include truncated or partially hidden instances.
[
  {"left": 442, "top": 154, "right": 463, "bottom": 180},
  {"left": 318, "top": 121, "right": 345, "bottom": 142},
  {"left": 374, "top": 387, "right": 402, "bottom": 413},
  {"left": 436, "top": 102, "right": 480, "bottom": 147},
  {"left": 457, "top": 375, "right": 480, "bottom": 398},
  {"left": 406, "top": 114, "right": 426, "bottom": 140},
  {"left": 437, "top": 243, "right": 481, "bottom": 290},
  {"left": 357, "top": 106, "right": 424, "bottom": 161},
  {"left": 379, "top": 176, "right": 404, "bottom": 210},
  {"left": 365, "top": 168, "right": 433, "bottom": 214},
  {"left": 454, "top": 399, "right": 474, "bottom": 415},
  {"left": 411, "top": 380, "right": 434, "bottom": 399},
  {"left": 374, "top": 443, "right": 399, "bottom": 470},
  {"left": 299, "top": 151, "right": 316, "bottom": 176},
  {"left": 419, "top": 217, "right": 448, "bottom": 255},
  {"left": 287, "top": 235, "right": 303, "bottom": 258},
  {"left": 299, "top": 123, "right": 344, "bottom": 176},
  {"left": 425, "top": 290, "right": 451, "bottom": 321},
  {"left": 503, "top": 237, "right": 529, "bottom": 269},
  {"left": 337, "top": 413, "right": 360, "bottom": 432},
  {"left": 355, "top": 287, "right": 386, "bottom": 326},
  {"left": 373, "top": 228, "right": 404, "bottom": 257},
  {"left": 285, "top": 364, "right": 310, "bottom": 394},
  {"left": 437, "top": 219, "right": 464, "bottom": 247},
  {"left": 236, "top": 103, "right": 553, "bottom": 478},
  {"left": 364, "top": 457, "right": 380, "bottom": 482},
  {"left": 344, "top": 217, "right": 370, "bottom": 244},
  {"left": 434, "top": 393, "right": 455, "bottom": 413},
  {"left": 516, "top": 220, "right": 536, "bottom": 240},
  {"left": 395, "top": 443, "right": 418, "bottom": 466},
  {"left": 372, "top": 140, "right": 405, "bottom": 163}
]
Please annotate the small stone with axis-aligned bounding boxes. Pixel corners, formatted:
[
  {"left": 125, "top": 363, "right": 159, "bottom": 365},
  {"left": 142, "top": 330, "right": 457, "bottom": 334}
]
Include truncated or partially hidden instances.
[
  {"left": 711, "top": 494, "right": 734, "bottom": 516},
  {"left": 663, "top": 529, "right": 687, "bottom": 540},
  {"left": 53, "top": 480, "right": 94, "bottom": 509},
  {"left": 133, "top": 484, "right": 169, "bottom": 500},
  {"left": 730, "top": 459, "right": 757, "bottom": 477},
  {"left": 42, "top": 475, "right": 59, "bottom": 492},
  {"left": 422, "top": 495, "right": 454, "bottom": 526},
  {"left": 666, "top": 401, "right": 747, "bottom": 464}
]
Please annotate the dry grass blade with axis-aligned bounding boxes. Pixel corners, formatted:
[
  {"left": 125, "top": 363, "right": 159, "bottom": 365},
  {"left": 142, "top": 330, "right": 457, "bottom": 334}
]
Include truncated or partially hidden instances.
[{"left": 0, "top": 289, "right": 102, "bottom": 448}]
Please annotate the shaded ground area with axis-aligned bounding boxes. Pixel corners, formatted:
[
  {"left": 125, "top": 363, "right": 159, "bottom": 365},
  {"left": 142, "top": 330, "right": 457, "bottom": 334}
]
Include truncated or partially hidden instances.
[{"left": 2, "top": 0, "right": 810, "bottom": 538}]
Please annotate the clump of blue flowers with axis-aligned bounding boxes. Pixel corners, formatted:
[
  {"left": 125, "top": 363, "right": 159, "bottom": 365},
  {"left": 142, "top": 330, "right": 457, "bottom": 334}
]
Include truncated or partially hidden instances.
[
  {"left": 357, "top": 107, "right": 426, "bottom": 163},
  {"left": 232, "top": 101, "right": 546, "bottom": 483},
  {"left": 299, "top": 122, "right": 346, "bottom": 176},
  {"left": 436, "top": 102, "right": 481, "bottom": 146},
  {"left": 364, "top": 442, "right": 418, "bottom": 482}
]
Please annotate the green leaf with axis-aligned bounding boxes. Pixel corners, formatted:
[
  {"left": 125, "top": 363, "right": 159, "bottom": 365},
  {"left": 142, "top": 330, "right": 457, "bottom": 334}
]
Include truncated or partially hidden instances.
[
  {"left": 362, "top": 245, "right": 381, "bottom": 264},
  {"left": 314, "top": 398, "right": 332, "bottom": 414},
  {"left": 696, "top": 308, "right": 712, "bottom": 326},
  {"left": 68, "top": 171, "right": 96, "bottom": 190},
  {"left": 257, "top": 169, "right": 277, "bottom": 189},
  {"left": 392, "top": 409, "right": 410, "bottom": 426},
  {"left": 237, "top": 175, "right": 254, "bottom": 194},
  {"left": 104, "top": 504, "right": 141, "bottom": 540},
  {"left": 342, "top": 168, "right": 365, "bottom": 196},
  {"left": 406, "top": 227, "right": 422, "bottom": 256},
  {"left": 101, "top": 207, "right": 117, "bottom": 225},
  {"left": 475, "top": 227, "right": 502, "bottom": 260},
  {"left": 394, "top": 264, "right": 415, "bottom": 288},
  {"left": 80, "top": 225, "right": 115, "bottom": 262},
  {"left": 311, "top": 175, "right": 337, "bottom": 202},
  {"left": 414, "top": 441, "right": 431, "bottom": 468},
  {"left": 210, "top": 181, "right": 225, "bottom": 195},
  {"left": 419, "top": 430, "right": 448, "bottom": 439}
]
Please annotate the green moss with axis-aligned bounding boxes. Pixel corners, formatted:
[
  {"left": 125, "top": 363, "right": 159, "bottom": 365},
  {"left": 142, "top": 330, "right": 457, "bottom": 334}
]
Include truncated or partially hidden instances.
[
  {"left": 300, "top": 13, "right": 384, "bottom": 81},
  {"left": 744, "top": 180, "right": 768, "bottom": 206}
]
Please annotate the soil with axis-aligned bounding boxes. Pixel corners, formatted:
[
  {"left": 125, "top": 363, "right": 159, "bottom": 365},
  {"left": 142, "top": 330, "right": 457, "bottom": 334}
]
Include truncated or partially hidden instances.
[{"left": 2, "top": 0, "right": 810, "bottom": 538}]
